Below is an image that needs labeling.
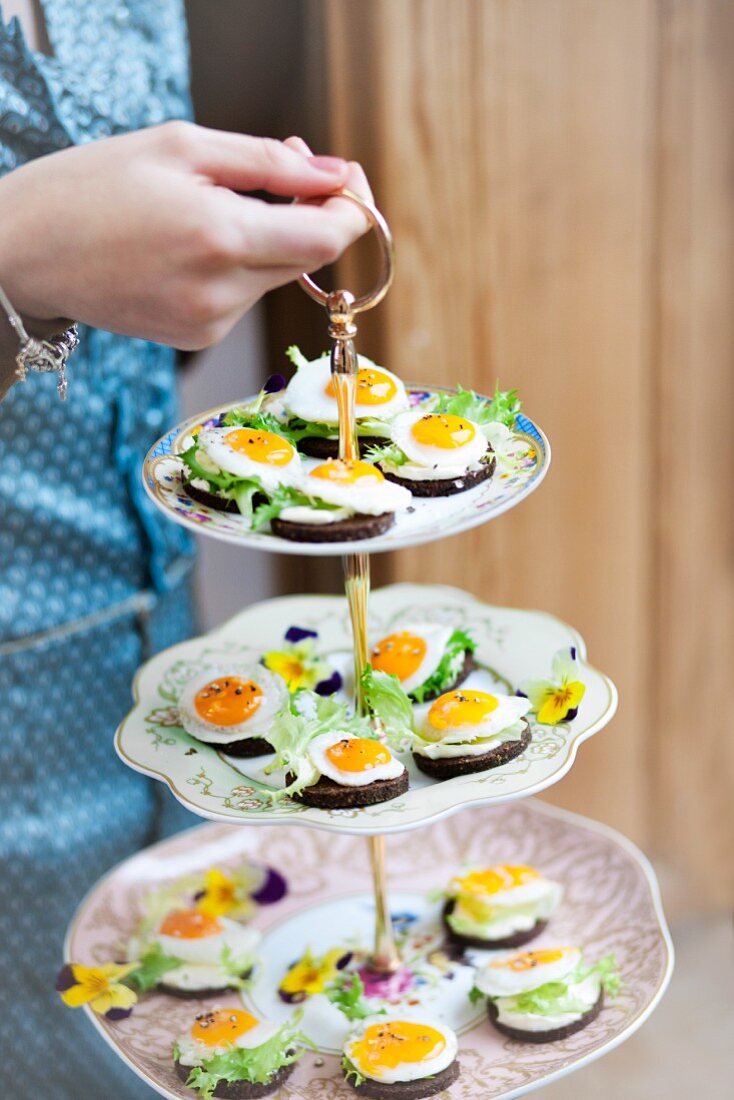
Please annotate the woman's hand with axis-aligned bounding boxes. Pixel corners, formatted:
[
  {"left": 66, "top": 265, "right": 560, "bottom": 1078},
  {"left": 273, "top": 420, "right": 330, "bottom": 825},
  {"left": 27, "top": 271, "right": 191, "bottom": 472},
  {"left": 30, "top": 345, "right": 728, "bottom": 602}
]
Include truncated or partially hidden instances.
[{"left": 0, "top": 123, "right": 371, "bottom": 350}]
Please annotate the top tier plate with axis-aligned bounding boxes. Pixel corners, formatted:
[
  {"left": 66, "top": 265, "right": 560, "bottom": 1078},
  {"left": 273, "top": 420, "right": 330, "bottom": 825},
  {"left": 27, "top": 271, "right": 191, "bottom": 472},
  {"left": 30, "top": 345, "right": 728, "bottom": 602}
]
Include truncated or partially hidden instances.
[{"left": 142, "top": 386, "right": 550, "bottom": 555}]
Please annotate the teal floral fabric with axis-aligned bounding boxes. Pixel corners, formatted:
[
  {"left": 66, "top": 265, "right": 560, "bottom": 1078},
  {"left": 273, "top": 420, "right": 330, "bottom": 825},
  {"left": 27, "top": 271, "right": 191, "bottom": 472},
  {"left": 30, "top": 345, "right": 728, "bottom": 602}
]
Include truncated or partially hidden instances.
[{"left": 0, "top": 3, "right": 197, "bottom": 1094}]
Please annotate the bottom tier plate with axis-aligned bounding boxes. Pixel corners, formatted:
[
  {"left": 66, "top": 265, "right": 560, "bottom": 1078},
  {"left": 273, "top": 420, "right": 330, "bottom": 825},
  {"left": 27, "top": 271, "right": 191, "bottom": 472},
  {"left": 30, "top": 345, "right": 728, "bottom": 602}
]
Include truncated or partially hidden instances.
[{"left": 65, "top": 800, "right": 672, "bottom": 1100}]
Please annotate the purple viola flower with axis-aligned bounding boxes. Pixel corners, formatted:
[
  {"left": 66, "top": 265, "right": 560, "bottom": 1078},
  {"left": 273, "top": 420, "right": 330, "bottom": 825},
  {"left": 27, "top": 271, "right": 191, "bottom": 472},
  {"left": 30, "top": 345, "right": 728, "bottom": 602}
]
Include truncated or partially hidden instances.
[
  {"left": 251, "top": 866, "right": 288, "bottom": 905},
  {"left": 55, "top": 965, "right": 75, "bottom": 993},
  {"left": 264, "top": 373, "right": 286, "bottom": 394},
  {"left": 105, "top": 1006, "right": 134, "bottom": 1022},
  {"left": 315, "top": 670, "right": 343, "bottom": 696},
  {"left": 285, "top": 625, "right": 319, "bottom": 643}
]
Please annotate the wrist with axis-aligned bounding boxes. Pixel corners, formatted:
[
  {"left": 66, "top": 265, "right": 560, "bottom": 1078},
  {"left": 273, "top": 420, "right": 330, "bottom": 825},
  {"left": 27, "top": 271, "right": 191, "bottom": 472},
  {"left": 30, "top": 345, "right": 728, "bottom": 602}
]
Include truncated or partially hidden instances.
[{"left": 0, "top": 168, "right": 60, "bottom": 322}]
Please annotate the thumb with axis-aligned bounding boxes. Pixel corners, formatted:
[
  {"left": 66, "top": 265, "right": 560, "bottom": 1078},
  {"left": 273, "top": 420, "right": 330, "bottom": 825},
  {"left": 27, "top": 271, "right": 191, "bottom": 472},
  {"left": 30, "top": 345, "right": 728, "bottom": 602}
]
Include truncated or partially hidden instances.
[{"left": 190, "top": 127, "right": 349, "bottom": 197}]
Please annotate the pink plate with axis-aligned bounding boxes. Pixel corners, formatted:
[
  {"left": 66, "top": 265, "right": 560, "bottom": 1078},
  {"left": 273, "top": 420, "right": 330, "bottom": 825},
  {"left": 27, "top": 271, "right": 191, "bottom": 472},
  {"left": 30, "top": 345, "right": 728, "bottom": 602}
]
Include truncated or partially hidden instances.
[{"left": 65, "top": 799, "right": 672, "bottom": 1099}]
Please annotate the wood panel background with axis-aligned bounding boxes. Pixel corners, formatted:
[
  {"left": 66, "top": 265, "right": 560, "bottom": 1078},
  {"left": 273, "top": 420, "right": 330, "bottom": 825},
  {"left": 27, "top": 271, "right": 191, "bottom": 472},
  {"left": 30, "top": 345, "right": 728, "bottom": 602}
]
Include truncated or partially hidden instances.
[{"left": 297, "top": 0, "right": 733, "bottom": 913}]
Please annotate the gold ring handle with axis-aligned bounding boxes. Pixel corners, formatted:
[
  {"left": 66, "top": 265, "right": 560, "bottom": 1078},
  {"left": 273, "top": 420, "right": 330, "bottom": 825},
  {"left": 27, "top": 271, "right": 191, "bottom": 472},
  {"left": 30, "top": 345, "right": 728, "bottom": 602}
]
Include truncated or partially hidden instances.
[{"left": 297, "top": 189, "right": 395, "bottom": 313}]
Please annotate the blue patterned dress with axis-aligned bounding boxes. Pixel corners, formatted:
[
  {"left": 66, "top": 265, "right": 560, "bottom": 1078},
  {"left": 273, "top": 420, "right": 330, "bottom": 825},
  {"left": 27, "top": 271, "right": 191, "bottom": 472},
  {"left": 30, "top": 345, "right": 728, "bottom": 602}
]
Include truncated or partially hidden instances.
[{"left": 0, "top": 3, "right": 197, "bottom": 1094}]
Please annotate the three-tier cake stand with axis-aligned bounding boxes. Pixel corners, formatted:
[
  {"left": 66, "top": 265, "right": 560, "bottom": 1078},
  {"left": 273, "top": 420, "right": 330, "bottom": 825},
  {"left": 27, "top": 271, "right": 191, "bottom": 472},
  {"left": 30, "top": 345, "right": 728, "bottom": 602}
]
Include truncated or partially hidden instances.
[{"left": 66, "top": 193, "right": 672, "bottom": 1099}]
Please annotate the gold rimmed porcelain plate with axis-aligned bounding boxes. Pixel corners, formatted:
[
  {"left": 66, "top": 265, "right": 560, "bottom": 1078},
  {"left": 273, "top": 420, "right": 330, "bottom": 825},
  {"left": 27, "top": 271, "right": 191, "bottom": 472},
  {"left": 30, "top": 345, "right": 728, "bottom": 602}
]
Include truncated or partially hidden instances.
[
  {"left": 115, "top": 584, "right": 617, "bottom": 835},
  {"left": 141, "top": 389, "right": 549, "bottom": 556},
  {"left": 66, "top": 799, "right": 673, "bottom": 1100}
]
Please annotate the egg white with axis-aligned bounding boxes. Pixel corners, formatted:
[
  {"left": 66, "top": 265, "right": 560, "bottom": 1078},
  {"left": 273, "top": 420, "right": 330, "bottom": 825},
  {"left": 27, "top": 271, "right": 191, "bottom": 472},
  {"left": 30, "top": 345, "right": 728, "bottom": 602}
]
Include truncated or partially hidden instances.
[
  {"left": 156, "top": 915, "right": 261, "bottom": 967},
  {"left": 474, "top": 947, "right": 581, "bottom": 998},
  {"left": 415, "top": 692, "right": 531, "bottom": 757},
  {"left": 344, "top": 1014, "right": 458, "bottom": 1084},
  {"left": 195, "top": 426, "right": 301, "bottom": 491},
  {"left": 493, "top": 973, "right": 601, "bottom": 1032},
  {"left": 176, "top": 1015, "right": 280, "bottom": 1067},
  {"left": 177, "top": 665, "right": 288, "bottom": 745},
  {"left": 283, "top": 354, "right": 408, "bottom": 426},
  {"left": 299, "top": 468, "right": 412, "bottom": 516},
  {"left": 370, "top": 623, "right": 454, "bottom": 695},
  {"left": 308, "top": 732, "right": 406, "bottom": 787},
  {"left": 390, "top": 408, "right": 489, "bottom": 471}
]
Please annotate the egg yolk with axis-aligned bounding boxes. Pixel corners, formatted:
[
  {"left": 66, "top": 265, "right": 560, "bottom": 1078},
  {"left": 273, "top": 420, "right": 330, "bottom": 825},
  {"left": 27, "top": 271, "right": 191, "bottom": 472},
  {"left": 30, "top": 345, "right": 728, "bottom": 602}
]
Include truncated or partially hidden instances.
[
  {"left": 160, "top": 909, "right": 223, "bottom": 939},
  {"left": 309, "top": 459, "right": 384, "bottom": 485},
  {"left": 325, "top": 737, "right": 392, "bottom": 773},
  {"left": 490, "top": 949, "right": 568, "bottom": 972},
  {"left": 325, "top": 367, "right": 398, "bottom": 406},
  {"left": 427, "top": 690, "right": 499, "bottom": 730},
  {"left": 455, "top": 865, "right": 540, "bottom": 896},
  {"left": 411, "top": 413, "right": 476, "bottom": 449},
  {"left": 371, "top": 632, "right": 428, "bottom": 683},
  {"left": 223, "top": 428, "right": 294, "bottom": 466},
  {"left": 351, "top": 1021, "right": 446, "bottom": 1073},
  {"left": 191, "top": 1008, "right": 259, "bottom": 1048},
  {"left": 194, "top": 677, "right": 263, "bottom": 727}
]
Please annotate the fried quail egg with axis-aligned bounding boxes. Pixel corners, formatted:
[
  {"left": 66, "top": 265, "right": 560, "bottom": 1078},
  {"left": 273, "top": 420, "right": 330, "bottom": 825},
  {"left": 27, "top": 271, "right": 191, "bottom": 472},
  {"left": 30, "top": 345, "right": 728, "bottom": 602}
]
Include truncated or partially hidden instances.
[
  {"left": 155, "top": 909, "right": 261, "bottom": 967},
  {"left": 418, "top": 690, "right": 531, "bottom": 753},
  {"left": 301, "top": 459, "right": 412, "bottom": 516},
  {"left": 474, "top": 948, "right": 581, "bottom": 998},
  {"left": 391, "top": 408, "right": 489, "bottom": 470},
  {"left": 195, "top": 426, "right": 301, "bottom": 490},
  {"left": 176, "top": 1008, "right": 279, "bottom": 1066},
  {"left": 344, "top": 1015, "right": 458, "bottom": 1084},
  {"left": 370, "top": 623, "right": 454, "bottom": 695},
  {"left": 284, "top": 354, "right": 408, "bottom": 425},
  {"left": 177, "top": 665, "right": 288, "bottom": 745},
  {"left": 448, "top": 865, "right": 561, "bottom": 911},
  {"left": 308, "top": 732, "right": 406, "bottom": 787}
]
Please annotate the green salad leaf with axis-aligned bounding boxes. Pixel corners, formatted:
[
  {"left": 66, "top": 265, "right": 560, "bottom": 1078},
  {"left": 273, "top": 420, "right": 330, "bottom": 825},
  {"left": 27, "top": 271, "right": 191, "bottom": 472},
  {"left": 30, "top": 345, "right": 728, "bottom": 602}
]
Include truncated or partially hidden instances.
[
  {"left": 264, "top": 694, "right": 375, "bottom": 800},
  {"left": 341, "top": 1055, "right": 367, "bottom": 1088},
  {"left": 410, "top": 629, "right": 477, "bottom": 704},
  {"left": 365, "top": 441, "right": 408, "bottom": 467},
  {"left": 325, "top": 973, "right": 380, "bottom": 1022},
  {"left": 126, "top": 944, "right": 183, "bottom": 994},
  {"left": 218, "top": 944, "right": 255, "bottom": 988},
  {"left": 360, "top": 666, "right": 415, "bottom": 746},
  {"left": 434, "top": 383, "right": 521, "bottom": 429},
  {"left": 468, "top": 985, "right": 485, "bottom": 1005},
  {"left": 479, "top": 954, "right": 621, "bottom": 1018},
  {"left": 183, "top": 1014, "right": 313, "bottom": 1099}
]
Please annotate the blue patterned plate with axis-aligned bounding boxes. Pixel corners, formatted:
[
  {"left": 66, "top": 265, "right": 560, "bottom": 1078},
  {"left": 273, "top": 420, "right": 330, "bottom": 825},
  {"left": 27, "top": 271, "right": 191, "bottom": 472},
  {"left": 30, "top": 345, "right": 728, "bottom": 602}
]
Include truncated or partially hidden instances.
[{"left": 141, "top": 388, "right": 550, "bottom": 555}]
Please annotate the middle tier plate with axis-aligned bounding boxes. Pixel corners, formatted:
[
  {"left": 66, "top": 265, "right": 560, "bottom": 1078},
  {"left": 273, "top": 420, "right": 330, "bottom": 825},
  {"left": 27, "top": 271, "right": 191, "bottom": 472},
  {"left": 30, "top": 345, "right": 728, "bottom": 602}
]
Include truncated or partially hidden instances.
[{"left": 116, "top": 584, "right": 617, "bottom": 835}]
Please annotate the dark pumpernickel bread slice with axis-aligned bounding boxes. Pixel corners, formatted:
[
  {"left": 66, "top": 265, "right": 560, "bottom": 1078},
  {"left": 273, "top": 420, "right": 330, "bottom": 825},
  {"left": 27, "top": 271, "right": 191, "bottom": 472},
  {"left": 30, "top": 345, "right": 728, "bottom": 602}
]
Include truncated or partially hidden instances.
[
  {"left": 217, "top": 736, "right": 273, "bottom": 758},
  {"left": 442, "top": 899, "right": 547, "bottom": 950},
  {"left": 410, "top": 653, "right": 477, "bottom": 704},
  {"left": 182, "top": 477, "right": 268, "bottom": 517},
  {"left": 412, "top": 722, "right": 531, "bottom": 780},
  {"left": 285, "top": 768, "right": 409, "bottom": 809},
  {"left": 345, "top": 1059, "right": 460, "bottom": 1098},
  {"left": 160, "top": 967, "right": 253, "bottom": 999},
  {"left": 271, "top": 511, "right": 394, "bottom": 543},
  {"left": 381, "top": 450, "right": 496, "bottom": 497},
  {"left": 175, "top": 1058, "right": 295, "bottom": 1097},
  {"left": 182, "top": 478, "right": 240, "bottom": 514},
  {"left": 487, "top": 989, "right": 604, "bottom": 1043},
  {"left": 297, "top": 434, "right": 385, "bottom": 459}
]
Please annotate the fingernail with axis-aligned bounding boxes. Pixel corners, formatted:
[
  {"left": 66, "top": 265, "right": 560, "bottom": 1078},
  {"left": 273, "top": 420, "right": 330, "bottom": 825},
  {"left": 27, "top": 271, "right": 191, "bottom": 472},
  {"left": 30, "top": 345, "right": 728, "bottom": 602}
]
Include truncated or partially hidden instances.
[{"left": 308, "top": 155, "right": 347, "bottom": 174}]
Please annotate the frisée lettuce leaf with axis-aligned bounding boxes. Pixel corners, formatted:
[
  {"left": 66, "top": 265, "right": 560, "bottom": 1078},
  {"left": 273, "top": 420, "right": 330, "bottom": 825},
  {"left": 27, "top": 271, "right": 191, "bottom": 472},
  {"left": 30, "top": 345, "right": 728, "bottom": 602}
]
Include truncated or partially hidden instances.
[{"left": 182, "top": 1013, "right": 313, "bottom": 1099}]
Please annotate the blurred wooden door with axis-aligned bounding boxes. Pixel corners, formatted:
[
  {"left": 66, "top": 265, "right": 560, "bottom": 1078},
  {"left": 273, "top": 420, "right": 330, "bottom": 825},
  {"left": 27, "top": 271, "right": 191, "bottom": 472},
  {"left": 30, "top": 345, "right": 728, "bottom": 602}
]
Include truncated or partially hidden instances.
[{"left": 297, "top": 0, "right": 734, "bottom": 913}]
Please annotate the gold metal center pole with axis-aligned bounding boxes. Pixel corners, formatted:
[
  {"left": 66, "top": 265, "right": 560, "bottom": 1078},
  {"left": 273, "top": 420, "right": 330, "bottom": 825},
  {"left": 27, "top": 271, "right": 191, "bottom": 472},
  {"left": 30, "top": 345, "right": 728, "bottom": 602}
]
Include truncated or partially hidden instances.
[{"left": 327, "top": 290, "right": 401, "bottom": 976}]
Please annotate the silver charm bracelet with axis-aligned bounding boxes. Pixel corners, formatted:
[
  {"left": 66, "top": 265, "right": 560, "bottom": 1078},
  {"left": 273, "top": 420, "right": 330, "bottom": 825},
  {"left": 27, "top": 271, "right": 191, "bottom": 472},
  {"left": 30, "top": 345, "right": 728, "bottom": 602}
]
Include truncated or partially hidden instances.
[{"left": 0, "top": 281, "right": 78, "bottom": 400}]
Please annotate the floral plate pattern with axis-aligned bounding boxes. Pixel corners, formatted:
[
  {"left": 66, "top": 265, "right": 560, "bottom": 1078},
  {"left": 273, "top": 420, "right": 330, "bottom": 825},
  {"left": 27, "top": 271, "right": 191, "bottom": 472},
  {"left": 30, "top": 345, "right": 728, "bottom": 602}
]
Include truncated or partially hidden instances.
[
  {"left": 65, "top": 799, "right": 673, "bottom": 1100},
  {"left": 141, "top": 388, "right": 550, "bottom": 555},
  {"left": 115, "top": 584, "right": 617, "bottom": 835}
]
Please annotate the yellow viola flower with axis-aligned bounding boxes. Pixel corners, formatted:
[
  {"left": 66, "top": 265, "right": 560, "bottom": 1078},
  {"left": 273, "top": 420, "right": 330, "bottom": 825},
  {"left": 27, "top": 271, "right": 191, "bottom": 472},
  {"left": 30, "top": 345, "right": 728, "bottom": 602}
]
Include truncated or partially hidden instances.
[
  {"left": 262, "top": 629, "right": 341, "bottom": 695},
  {"left": 56, "top": 962, "right": 138, "bottom": 1019},
  {"left": 520, "top": 646, "right": 586, "bottom": 726},
  {"left": 196, "top": 867, "right": 255, "bottom": 922},
  {"left": 278, "top": 947, "right": 351, "bottom": 1003}
]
